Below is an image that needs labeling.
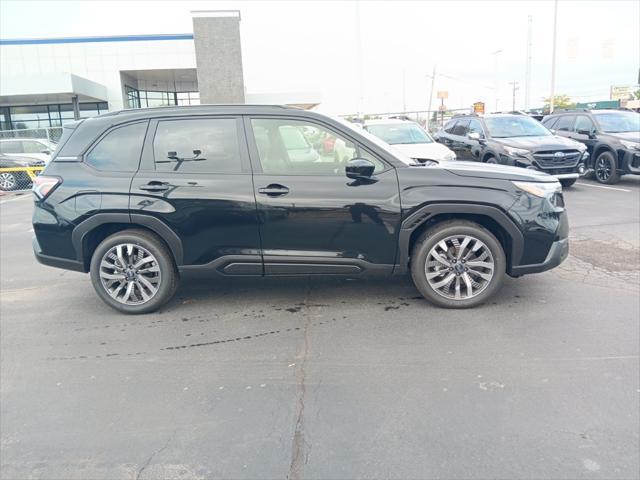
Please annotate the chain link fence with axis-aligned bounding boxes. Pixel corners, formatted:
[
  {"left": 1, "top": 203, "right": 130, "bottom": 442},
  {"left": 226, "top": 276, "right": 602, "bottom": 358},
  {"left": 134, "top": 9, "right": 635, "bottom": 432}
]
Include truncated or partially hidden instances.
[
  {"left": 0, "top": 126, "right": 63, "bottom": 143},
  {"left": 0, "top": 166, "right": 44, "bottom": 192}
]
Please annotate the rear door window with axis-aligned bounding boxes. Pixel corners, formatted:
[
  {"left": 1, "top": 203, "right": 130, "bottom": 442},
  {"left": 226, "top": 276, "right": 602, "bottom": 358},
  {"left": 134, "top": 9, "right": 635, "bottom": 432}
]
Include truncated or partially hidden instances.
[
  {"left": 85, "top": 122, "right": 147, "bottom": 172},
  {"left": 153, "top": 118, "right": 241, "bottom": 173}
]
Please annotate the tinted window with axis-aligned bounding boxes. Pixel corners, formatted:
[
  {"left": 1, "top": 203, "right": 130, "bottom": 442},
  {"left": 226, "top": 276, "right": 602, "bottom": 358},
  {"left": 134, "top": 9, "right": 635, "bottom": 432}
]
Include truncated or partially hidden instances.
[
  {"left": 554, "top": 115, "right": 574, "bottom": 132},
  {"left": 485, "top": 116, "right": 551, "bottom": 137},
  {"left": 365, "top": 123, "right": 433, "bottom": 144},
  {"left": 153, "top": 118, "right": 241, "bottom": 173},
  {"left": 0, "top": 141, "right": 22, "bottom": 154},
  {"left": 574, "top": 116, "right": 595, "bottom": 133},
  {"left": 542, "top": 117, "right": 558, "bottom": 129},
  {"left": 451, "top": 120, "right": 469, "bottom": 136},
  {"left": 592, "top": 111, "right": 640, "bottom": 133},
  {"left": 467, "top": 119, "right": 485, "bottom": 138},
  {"left": 22, "top": 141, "right": 47, "bottom": 154},
  {"left": 251, "top": 118, "right": 384, "bottom": 176},
  {"left": 444, "top": 120, "right": 457, "bottom": 134},
  {"left": 86, "top": 122, "right": 147, "bottom": 172}
]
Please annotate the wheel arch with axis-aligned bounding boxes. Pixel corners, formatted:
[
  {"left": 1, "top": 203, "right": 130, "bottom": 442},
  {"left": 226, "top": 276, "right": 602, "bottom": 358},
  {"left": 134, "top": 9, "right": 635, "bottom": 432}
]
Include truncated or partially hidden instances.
[
  {"left": 395, "top": 203, "right": 524, "bottom": 275},
  {"left": 72, "top": 214, "right": 184, "bottom": 272}
]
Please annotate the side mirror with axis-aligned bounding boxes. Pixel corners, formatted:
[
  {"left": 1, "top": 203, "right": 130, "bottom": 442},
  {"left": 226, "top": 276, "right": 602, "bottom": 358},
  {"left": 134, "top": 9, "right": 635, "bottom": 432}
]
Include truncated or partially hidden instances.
[
  {"left": 467, "top": 132, "right": 481, "bottom": 141},
  {"left": 41, "top": 149, "right": 51, "bottom": 155},
  {"left": 345, "top": 158, "right": 375, "bottom": 180},
  {"left": 577, "top": 129, "right": 596, "bottom": 139}
]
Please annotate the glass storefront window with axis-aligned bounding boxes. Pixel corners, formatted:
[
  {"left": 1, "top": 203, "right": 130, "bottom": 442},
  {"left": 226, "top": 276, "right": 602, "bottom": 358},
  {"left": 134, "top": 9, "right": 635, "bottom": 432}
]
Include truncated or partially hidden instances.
[{"left": 2, "top": 102, "right": 110, "bottom": 131}]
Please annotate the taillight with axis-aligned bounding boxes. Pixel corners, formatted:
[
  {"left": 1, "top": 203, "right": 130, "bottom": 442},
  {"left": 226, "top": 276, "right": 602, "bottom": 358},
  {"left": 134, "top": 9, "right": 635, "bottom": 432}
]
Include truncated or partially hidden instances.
[{"left": 32, "top": 176, "right": 61, "bottom": 200}]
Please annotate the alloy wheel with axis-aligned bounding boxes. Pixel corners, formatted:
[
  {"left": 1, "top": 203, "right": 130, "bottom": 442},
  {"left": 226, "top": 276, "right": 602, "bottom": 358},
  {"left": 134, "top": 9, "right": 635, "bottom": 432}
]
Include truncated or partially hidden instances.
[
  {"left": 425, "top": 235, "right": 494, "bottom": 300},
  {"left": 0, "top": 173, "right": 17, "bottom": 190},
  {"left": 595, "top": 157, "right": 611, "bottom": 182},
  {"left": 98, "top": 243, "right": 161, "bottom": 305}
]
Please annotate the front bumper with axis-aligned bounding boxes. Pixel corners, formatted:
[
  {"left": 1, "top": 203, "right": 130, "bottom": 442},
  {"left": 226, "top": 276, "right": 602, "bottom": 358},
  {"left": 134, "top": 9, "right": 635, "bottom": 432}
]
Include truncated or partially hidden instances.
[
  {"left": 503, "top": 151, "right": 588, "bottom": 178},
  {"left": 621, "top": 149, "right": 640, "bottom": 174},
  {"left": 510, "top": 237, "right": 569, "bottom": 276}
]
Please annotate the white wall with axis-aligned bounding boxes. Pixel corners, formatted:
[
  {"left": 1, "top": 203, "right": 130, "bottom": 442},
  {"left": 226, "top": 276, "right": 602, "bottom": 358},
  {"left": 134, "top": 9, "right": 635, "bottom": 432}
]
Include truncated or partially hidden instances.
[{"left": 0, "top": 38, "right": 197, "bottom": 110}]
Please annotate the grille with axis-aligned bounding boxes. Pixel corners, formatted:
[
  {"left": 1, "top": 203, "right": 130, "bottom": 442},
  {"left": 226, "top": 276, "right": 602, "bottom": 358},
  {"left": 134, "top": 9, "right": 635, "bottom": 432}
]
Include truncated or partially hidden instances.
[{"left": 533, "top": 150, "right": 581, "bottom": 169}]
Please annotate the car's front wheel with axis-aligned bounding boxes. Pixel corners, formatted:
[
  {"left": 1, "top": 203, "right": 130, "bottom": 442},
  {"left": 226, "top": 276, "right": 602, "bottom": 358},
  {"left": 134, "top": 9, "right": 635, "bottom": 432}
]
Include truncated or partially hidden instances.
[
  {"left": 594, "top": 151, "right": 620, "bottom": 184},
  {"left": 90, "top": 229, "right": 179, "bottom": 314},
  {"left": 410, "top": 220, "right": 506, "bottom": 308}
]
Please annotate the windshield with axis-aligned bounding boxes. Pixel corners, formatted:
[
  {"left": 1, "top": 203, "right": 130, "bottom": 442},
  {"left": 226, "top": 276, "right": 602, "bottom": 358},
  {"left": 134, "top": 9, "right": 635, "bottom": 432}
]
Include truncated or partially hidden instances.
[
  {"left": 485, "top": 116, "right": 551, "bottom": 138},
  {"left": 593, "top": 111, "right": 640, "bottom": 133},
  {"left": 365, "top": 123, "right": 433, "bottom": 145},
  {"left": 334, "top": 117, "right": 415, "bottom": 165}
]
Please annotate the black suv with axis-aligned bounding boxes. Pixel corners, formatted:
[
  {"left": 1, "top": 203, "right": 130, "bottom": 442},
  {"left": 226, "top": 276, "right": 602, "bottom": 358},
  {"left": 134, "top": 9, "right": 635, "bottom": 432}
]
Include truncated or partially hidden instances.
[
  {"left": 435, "top": 113, "right": 588, "bottom": 187},
  {"left": 33, "top": 105, "right": 568, "bottom": 313},
  {"left": 542, "top": 109, "right": 640, "bottom": 184}
]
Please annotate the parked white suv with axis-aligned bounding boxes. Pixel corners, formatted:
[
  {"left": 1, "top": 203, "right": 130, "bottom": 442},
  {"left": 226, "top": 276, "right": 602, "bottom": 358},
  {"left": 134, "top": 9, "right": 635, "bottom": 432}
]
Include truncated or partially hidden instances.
[
  {"left": 363, "top": 119, "right": 456, "bottom": 164},
  {"left": 0, "top": 138, "right": 55, "bottom": 164}
]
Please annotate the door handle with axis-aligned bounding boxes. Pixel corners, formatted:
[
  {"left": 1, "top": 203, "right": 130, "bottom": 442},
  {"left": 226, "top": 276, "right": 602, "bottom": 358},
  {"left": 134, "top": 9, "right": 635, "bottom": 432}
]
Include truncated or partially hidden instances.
[
  {"left": 258, "top": 184, "right": 289, "bottom": 197},
  {"left": 139, "top": 181, "right": 170, "bottom": 192}
]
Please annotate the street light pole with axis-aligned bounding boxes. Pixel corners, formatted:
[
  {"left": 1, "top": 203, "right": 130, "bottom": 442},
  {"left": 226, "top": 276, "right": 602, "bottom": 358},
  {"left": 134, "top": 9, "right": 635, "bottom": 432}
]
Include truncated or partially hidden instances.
[
  {"left": 427, "top": 65, "right": 436, "bottom": 130},
  {"left": 491, "top": 49, "right": 503, "bottom": 112},
  {"left": 549, "top": 0, "right": 558, "bottom": 113},
  {"left": 509, "top": 81, "right": 519, "bottom": 111}
]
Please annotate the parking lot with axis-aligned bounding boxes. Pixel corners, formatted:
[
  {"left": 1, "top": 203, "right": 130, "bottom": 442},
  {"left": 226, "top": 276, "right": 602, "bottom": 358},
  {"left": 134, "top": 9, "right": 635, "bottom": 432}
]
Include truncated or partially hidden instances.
[{"left": 1, "top": 176, "right": 639, "bottom": 479}]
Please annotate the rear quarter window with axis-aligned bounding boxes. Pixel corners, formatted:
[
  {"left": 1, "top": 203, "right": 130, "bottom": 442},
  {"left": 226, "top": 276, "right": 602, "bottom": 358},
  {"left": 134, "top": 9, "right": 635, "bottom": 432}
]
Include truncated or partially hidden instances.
[{"left": 85, "top": 122, "right": 147, "bottom": 172}]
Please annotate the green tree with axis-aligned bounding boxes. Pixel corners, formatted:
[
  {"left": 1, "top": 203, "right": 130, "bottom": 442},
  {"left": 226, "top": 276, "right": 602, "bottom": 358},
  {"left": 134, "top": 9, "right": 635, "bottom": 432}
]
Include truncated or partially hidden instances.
[
  {"left": 543, "top": 94, "right": 575, "bottom": 111},
  {"left": 634, "top": 89, "right": 640, "bottom": 100}
]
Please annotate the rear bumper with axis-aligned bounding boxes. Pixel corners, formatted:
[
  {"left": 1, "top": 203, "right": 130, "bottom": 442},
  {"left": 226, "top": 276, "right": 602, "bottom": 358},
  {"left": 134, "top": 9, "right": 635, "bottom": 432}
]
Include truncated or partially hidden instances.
[
  {"left": 33, "top": 236, "right": 85, "bottom": 272},
  {"left": 510, "top": 237, "right": 569, "bottom": 276}
]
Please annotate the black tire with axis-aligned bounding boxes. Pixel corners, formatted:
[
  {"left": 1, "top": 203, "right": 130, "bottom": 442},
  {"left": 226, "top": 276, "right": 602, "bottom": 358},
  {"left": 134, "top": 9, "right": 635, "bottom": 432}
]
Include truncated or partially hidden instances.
[
  {"left": 594, "top": 151, "right": 620, "bottom": 185},
  {"left": 0, "top": 172, "right": 19, "bottom": 191},
  {"left": 89, "top": 229, "right": 179, "bottom": 314},
  {"left": 484, "top": 155, "right": 498, "bottom": 164},
  {"left": 560, "top": 178, "right": 577, "bottom": 188},
  {"left": 410, "top": 220, "right": 506, "bottom": 308}
]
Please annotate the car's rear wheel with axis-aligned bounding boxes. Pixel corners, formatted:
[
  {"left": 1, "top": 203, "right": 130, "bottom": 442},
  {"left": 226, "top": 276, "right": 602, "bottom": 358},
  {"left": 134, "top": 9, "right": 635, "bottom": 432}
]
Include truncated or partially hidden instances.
[
  {"left": 0, "top": 172, "right": 18, "bottom": 191},
  {"left": 560, "top": 178, "right": 577, "bottom": 188},
  {"left": 90, "top": 229, "right": 179, "bottom": 314},
  {"left": 594, "top": 151, "right": 620, "bottom": 184},
  {"left": 410, "top": 220, "right": 506, "bottom": 308}
]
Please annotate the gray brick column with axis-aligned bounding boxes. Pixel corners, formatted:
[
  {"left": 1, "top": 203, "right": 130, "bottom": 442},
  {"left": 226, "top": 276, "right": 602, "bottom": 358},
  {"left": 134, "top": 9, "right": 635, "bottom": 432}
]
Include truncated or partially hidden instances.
[{"left": 192, "top": 11, "right": 245, "bottom": 104}]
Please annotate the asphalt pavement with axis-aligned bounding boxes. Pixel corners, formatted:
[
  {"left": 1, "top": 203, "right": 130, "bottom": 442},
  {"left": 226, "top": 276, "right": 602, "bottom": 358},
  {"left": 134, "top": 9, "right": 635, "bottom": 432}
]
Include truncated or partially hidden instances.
[{"left": 1, "top": 176, "right": 639, "bottom": 480}]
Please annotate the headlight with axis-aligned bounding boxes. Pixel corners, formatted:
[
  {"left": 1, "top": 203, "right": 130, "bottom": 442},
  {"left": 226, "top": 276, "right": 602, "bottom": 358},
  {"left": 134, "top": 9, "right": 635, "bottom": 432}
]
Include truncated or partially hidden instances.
[
  {"left": 504, "top": 146, "right": 530, "bottom": 157},
  {"left": 512, "top": 181, "right": 561, "bottom": 198},
  {"left": 443, "top": 151, "right": 456, "bottom": 161},
  {"left": 620, "top": 140, "right": 640, "bottom": 151}
]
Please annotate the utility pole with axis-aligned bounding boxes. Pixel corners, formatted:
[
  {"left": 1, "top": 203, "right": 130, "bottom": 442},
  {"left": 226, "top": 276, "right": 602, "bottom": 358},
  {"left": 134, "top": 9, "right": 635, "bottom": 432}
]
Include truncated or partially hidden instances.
[
  {"left": 355, "top": 0, "right": 364, "bottom": 119},
  {"left": 402, "top": 69, "right": 407, "bottom": 113},
  {"left": 525, "top": 15, "right": 532, "bottom": 110},
  {"left": 509, "top": 81, "right": 520, "bottom": 111},
  {"left": 427, "top": 65, "right": 436, "bottom": 130},
  {"left": 491, "top": 49, "right": 503, "bottom": 112},
  {"left": 549, "top": 0, "right": 558, "bottom": 113}
]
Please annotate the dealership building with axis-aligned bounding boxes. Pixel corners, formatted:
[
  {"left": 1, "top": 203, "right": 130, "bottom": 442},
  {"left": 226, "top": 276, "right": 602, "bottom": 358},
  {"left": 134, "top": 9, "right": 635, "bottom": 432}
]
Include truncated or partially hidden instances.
[{"left": 0, "top": 10, "right": 319, "bottom": 133}]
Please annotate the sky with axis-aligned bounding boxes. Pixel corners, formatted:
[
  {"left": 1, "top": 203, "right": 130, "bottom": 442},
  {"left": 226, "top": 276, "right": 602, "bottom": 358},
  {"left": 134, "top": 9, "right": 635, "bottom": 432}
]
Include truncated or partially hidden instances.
[{"left": 1, "top": 0, "right": 638, "bottom": 115}]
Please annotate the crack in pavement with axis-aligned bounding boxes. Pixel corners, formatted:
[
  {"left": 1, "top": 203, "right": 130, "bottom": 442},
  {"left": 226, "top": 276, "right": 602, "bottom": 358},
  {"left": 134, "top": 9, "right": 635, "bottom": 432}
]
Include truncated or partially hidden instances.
[
  {"left": 135, "top": 432, "right": 175, "bottom": 480},
  {"left": 287, "top": 282, "right": 312, "bottom": 480}
]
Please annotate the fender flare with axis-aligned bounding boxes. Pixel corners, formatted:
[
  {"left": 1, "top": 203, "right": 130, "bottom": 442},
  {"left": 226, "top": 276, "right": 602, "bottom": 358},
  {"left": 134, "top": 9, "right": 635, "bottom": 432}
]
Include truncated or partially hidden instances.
[
  {"left": 395, "top": 203, "right": 524, "bottom": 274},
  {"left": 71, "top": 213, "right": 184, "bottom": 266}
]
